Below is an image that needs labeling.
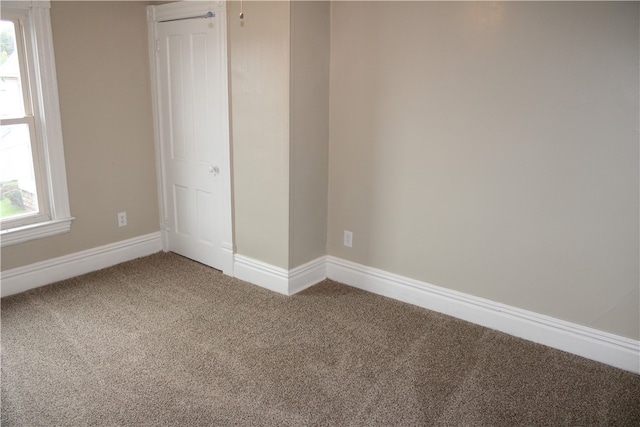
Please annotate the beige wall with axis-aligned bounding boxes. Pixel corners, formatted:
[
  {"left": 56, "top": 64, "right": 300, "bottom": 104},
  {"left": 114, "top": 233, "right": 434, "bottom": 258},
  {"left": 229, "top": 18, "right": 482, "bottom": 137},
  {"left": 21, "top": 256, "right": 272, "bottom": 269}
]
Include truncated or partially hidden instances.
[
  {"left": 229, "top": 1, "right": 291, "bottom": 269},
  {"left": 228, "top": 1, "right": 330, "bottom": 269},
  {"left": 1, "top": 1, "right": 159, "bottom": 271},
  {"left": 327, "top": 2, "right": 640, "bottom": 339},
  {"left": 3, "top": 1, "right": 636, "bottom": 343},
  {"left": 289, "top": 1, "right": 330, "bottom": 268}
]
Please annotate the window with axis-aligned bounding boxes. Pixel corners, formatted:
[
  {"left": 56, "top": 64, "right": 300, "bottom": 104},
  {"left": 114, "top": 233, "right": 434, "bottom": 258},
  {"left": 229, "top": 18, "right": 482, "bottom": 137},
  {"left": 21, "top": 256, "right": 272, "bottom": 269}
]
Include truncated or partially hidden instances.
[{"left": 0, "top": 1, "right": 72, "bottom": 247}]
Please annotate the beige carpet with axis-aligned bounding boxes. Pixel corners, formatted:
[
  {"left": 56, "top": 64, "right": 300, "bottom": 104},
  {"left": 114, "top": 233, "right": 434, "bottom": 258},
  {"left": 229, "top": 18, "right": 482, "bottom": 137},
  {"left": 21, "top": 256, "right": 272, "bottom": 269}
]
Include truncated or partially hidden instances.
[{"left": 2, "top": 252, "right": 639, "bottom": 426}]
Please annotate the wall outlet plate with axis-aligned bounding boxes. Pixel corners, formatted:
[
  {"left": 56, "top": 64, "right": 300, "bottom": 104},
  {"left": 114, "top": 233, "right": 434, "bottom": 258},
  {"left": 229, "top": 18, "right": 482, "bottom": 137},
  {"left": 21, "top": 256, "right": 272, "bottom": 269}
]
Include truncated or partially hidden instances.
[
  {"left": 344, "top": 230, "right": 353, "bottom": 248},
  {"left": 117, "top": 212, "right": 127, "bottom": 227}
]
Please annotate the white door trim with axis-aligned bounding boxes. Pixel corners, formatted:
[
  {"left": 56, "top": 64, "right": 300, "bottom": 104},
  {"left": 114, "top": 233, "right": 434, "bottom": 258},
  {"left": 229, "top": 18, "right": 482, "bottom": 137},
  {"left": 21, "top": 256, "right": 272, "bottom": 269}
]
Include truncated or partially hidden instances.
[{"left": 147, "top": 1, "right": 234, "bottom": 275}]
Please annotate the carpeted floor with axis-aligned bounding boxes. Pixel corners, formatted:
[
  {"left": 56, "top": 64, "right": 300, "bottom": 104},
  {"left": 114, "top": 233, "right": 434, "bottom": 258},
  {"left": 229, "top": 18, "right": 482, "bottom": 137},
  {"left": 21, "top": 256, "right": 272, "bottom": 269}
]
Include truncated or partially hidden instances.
[{"left": 1, "top": 252, "right": 639, "bottom": 426}]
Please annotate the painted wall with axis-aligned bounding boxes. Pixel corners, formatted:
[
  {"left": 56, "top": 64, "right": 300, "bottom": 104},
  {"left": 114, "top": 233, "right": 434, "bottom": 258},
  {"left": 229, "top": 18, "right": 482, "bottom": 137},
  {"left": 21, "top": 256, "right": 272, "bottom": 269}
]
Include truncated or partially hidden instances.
[
  {"left": 1, "top": 1, "right": 159, "bottom": 271},
  {"left": 229, "top": 1, "right": 291, "bottom": 269},
  {"left": 289, "top": 1, "right": 330, "bottom": 268},
  {"left": 3, "top": 0, "right": 636, "bottom": 345},
  {"left": 327, "top": 1, "right": 640, "bottom": 340}
]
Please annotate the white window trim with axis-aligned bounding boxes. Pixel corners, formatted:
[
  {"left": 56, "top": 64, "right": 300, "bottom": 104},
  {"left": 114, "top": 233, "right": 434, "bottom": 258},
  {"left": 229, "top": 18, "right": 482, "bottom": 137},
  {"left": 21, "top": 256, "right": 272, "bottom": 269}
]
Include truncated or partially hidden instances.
[{"left": 1, "top": 1, "right": 73, "bottom": 247}]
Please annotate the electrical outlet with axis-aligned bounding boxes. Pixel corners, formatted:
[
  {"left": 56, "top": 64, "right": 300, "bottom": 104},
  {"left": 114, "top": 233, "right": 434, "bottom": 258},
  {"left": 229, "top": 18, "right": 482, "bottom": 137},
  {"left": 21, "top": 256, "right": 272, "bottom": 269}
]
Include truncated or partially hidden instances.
[
  {"left": 344, "top": 230, "right": 353, "bottom": 248},
  {"left": 117, "top": 211, "right": 127, "bottom": 227}
]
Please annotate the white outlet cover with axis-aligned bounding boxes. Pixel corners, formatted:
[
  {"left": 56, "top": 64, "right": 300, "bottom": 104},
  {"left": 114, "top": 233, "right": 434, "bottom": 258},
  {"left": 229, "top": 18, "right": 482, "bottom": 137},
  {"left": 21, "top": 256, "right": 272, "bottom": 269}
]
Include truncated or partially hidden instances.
[
  {"left": 344, "top": 230, "right": 353, "bottom": 248},
  {"left": 117, "top": 212, "right": 127, "bottom": 227}
]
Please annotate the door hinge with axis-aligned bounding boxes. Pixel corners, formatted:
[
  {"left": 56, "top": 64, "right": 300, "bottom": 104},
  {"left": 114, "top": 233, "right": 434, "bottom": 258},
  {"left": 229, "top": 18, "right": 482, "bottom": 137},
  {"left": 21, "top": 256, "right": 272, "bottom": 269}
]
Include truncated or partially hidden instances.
[{"left": 156, "top": 39, "right": 160, "bottom": 53}]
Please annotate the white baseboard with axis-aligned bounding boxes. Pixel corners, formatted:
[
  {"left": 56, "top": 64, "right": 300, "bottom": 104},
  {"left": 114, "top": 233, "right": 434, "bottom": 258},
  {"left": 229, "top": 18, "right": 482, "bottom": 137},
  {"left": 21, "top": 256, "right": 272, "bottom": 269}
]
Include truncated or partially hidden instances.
[
  {"left": 233, "top": 255, "right": 289, "bottom": 295},
  {"left": 1, "top": 232, "right": 163, "bottom": 297},
  {"left": 233, "top": 255, "right": 326, "bottom": 296},
  {"left": 288, "top": 256, "right": 327, "bottom": 295},
  {"left": 3, "top": 242, "right": 637, "bottom": 374},
  {"left": 325, "top": 256, "right": 640, "bottom": 374}
]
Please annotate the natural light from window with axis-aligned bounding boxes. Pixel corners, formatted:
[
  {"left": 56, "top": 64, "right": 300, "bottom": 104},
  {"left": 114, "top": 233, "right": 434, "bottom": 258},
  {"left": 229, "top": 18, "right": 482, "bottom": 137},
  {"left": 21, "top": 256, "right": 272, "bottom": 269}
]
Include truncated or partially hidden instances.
[
  {"left": 0, "top": 19, "right": 41, "bottom": 223},
  {"left": 0, "top": 2, "right": 73, "bottom": 247}
]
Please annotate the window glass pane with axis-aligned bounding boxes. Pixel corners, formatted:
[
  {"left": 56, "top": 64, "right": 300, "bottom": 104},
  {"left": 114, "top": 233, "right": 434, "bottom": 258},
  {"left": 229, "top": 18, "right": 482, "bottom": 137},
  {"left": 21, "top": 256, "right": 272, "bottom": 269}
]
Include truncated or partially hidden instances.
[
  {"left": 1, "top": 124, "right": 39, "bottom": 220},
  {"left": 0, "top": 20, "right": 25, "bottom": 119}
]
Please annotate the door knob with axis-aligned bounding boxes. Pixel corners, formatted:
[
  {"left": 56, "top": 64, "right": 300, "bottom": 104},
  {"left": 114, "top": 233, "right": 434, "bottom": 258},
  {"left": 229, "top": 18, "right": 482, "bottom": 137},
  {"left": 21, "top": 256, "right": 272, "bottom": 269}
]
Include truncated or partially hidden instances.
[{"left": 209, "top": 166, "right": 219, "bottom": 175}]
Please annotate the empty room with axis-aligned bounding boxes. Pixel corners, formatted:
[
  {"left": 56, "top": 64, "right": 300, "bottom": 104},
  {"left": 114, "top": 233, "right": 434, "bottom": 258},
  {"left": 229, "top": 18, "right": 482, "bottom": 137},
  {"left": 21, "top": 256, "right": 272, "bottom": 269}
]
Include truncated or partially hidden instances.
[{"left": 1, "top": 1, "right": 639, "bottom": 425}]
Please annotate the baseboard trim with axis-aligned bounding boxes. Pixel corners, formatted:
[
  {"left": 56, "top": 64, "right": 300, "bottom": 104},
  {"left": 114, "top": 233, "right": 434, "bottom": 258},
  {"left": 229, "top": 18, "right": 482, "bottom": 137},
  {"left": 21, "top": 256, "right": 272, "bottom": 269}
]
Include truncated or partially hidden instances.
[
  {"left": 3, "top": 244, "right": 637, "bottom": 373},
  {"left": 233, "top": 255, "right": 326, "bottom": 296},
  {"left": 289, "top": 256, "right": 327, "bottom": 295},
  {"left": 325, "top": 256, "right": 640, "bottom": 374},
  {"left": 233, "top": 255, "right": 289, "bottom": 295},
  {"left": 1, "top": 232, "right": 163, "bottom": 297}
]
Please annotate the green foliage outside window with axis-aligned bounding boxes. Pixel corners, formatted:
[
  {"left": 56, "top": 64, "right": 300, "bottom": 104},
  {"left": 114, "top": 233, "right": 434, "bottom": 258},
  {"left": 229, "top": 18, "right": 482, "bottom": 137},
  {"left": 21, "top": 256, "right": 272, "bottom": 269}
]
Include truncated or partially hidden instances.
[
  {"left": 0, "top": 29, "right": 15, "bottom": 66},
  {"left": 0, "top": 181, "right": 26, "bottom": 218}
]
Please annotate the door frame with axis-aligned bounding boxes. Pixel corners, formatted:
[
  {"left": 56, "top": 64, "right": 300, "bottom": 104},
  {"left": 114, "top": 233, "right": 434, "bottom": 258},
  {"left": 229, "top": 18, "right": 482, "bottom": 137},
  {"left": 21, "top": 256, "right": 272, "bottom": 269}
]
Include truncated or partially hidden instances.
[{"left": 146, "top": 1, "right": 234, "bottom": 276}]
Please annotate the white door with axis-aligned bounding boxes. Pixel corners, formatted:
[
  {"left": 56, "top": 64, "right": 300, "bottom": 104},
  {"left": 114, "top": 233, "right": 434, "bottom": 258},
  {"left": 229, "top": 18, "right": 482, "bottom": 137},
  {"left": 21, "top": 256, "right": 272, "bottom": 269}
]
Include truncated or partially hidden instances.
[{"left": 155, "top": 10, "right": 228, "bottom": 270}]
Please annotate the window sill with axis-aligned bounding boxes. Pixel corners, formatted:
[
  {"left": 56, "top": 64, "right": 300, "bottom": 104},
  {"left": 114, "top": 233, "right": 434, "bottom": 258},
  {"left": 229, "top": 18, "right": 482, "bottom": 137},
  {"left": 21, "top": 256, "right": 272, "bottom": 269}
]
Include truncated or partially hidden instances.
[{"left": 1, "top": 217, "right": 75, "bottom": 247}]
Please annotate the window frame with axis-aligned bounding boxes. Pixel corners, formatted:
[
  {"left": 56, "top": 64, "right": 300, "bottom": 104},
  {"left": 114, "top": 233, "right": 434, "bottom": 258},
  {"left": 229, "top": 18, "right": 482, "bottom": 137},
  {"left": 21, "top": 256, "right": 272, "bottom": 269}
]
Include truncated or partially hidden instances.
[
  {"left": 1, "top": 16, "right": 50, "bottom": 229},
  {"left": 0, "top": 1, "right": 73, "bottom": 247}
]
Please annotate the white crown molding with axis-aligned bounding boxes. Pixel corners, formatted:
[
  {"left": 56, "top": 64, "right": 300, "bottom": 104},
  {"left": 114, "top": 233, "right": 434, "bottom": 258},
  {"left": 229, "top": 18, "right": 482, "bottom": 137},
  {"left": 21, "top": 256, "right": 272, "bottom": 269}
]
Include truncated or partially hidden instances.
[{"left": 1, "top": 232, "right": 163, "bottom": 297}]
